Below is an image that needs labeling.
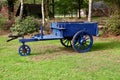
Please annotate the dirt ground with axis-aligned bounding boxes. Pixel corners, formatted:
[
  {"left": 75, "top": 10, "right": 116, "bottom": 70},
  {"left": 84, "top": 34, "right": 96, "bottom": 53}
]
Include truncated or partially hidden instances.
[{"left": 0, "top": 30, "right": 10, "bottom": 36}]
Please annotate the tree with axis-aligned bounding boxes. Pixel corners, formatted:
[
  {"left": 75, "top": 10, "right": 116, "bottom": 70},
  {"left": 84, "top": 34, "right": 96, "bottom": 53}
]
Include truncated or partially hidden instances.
[
  {"left": 49, "top": 0, "right": 55, "bottom": 18},
  {"left": 78, "top": 0, "right": 84, "bottom": 18},
  {"left": 41, "top": 0, "right": 45, "bottom": 26},
  {"left": 51, "top": 0, "right": 55, "bottom": 18},
  {"left": 7, "top": 0, "right": 16, "bottom": 20},
  {"left": 55, "top": 0, "right": 79, "bottom": 17},
  {"left": 54, "top": 0, "right": 89, "bottom": 18},
  {"left": 20, "top": 0, "right": 23, "bottom": 19},
  {"left": 88, "top": 0, "right": 92, "bottom": 22}
]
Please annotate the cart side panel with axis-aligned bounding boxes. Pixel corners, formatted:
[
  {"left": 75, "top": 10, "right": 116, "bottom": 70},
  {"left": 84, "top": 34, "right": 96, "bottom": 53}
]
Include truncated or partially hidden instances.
[
  {"left": 50, "top": 22, "right": 65, "bottom": 38},
  {"left": 64, "top": 22, "right": 98, "bottom": 37},
  {"left": 51, "top": 22, "right": 98, "bottom": 38}
]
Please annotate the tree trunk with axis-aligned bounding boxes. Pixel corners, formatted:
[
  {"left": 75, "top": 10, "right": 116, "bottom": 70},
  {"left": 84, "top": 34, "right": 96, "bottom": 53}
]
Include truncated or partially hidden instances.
[
  {"left": 33, "top": 0, "right": 35, "bottom": 4},
  {"left": 7, "top": 0, "right": 14, "bottom": 20},
  {"left": 88, "top": 0, "right": 92, "bottom": 22},
  {"left": 78, "top": 0, "right": 83, "bottom": 18},
  {"left": 45, "top": 0, "right": 49, "bottom": 19},
  {"left": 51, "top": 0, "right": 55, "bottom": 18},
  {"left": 41, "top": 0, "right": 45, "bottom": 26},
  {"left": 20, "top": 0, "right": 23, "bottom": 19}
]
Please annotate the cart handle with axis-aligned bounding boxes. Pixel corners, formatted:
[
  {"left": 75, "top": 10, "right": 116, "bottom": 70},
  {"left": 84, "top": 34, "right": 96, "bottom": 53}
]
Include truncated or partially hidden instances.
[{"left": 7, "top": 34, "right": 23, "bottom": 42}]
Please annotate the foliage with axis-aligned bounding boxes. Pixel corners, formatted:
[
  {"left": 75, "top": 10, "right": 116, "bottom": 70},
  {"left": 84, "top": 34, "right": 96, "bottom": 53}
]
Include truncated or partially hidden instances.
[
  {"left": 0, "top": 0, "right": 8, "bottom": 6},
  {"left": 0, "top": 0, "right": 17, "bottom": 6},
  {"left": 82, "top": 0, "right": 89, "bottom": 9},
  {"left": 0, "top": 15, "right": 6, "bottom": 30},
  {"left": 0, "top": 2, "right": 2, "bottom": 8},
  {"left": 105, "top": 12, "right": 120, "bottom": 35},
  {"left": 11, "top": 16, "right": 39, "bottom": 35},
  {"left": 24, "top": 0, "right": 41, "bottom": 4},
  {"left": 0, "top": 15, "right": 15, "bottom": 30},
  {"left": 55, "top": 0, "right": 85, "bottom": 15},
  {"left": 0, "top": 15, "right": 2, "bottom": 26}
]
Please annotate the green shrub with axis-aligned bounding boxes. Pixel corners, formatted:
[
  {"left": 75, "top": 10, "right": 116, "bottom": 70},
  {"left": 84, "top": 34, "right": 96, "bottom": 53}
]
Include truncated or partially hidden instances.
[
  {"left": 11, "top": 16, "right": 39, "bottom": 35},
  {"left": 0, "top": 15, "right": 6, "bottom": 30},
  {"left": 0, "top": 15, "right": 2, "bottom": 26},
  {"left": 105, "top": 13, "right": 120, "bottom": 35},
  {"left": 0, "top": 14, "right": 14, "bottom": 30}
]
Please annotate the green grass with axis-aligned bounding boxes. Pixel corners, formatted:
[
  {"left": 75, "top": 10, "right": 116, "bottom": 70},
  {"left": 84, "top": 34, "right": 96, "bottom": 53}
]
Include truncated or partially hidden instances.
[{"left": 0, "top": 36, "right": 120, "bottom": 80}]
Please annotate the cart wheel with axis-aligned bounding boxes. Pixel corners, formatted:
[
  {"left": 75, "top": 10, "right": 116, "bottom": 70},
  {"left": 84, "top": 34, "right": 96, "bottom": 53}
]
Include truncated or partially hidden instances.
[
  {"left": 60, "top": 39, "right": 72, "bottom": 47},
  {"left": 18, "top": 45, "right": 31, "bottom": 56},
  {"left": 72, "top": 31, "right": 93, "bottom": 53}
]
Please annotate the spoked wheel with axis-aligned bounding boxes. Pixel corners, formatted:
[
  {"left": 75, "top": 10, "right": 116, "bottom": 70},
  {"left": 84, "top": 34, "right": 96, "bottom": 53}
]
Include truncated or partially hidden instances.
[
  {"left": 72, "top": 31, "right": 93, "bottom": 53},
  {"left": 60, "top": 38, "right": 72, "bottom": 47},
  {"left": 18, "top": 45, "right": 31, "bottom": 56}
]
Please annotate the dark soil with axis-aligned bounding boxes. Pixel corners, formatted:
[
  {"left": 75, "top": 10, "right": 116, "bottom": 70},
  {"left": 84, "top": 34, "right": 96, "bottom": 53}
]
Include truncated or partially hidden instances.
[{"left": 0, "top": 30, "right": 10, "bottom": 36}]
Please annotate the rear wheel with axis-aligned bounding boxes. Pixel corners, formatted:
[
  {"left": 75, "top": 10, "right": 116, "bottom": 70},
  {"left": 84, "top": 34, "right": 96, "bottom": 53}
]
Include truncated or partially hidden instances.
[
  {"left": 72, "top": 31, "right": 93, "bottom": 53},
  {"left": 60, "top": 38, "right": 72, "bottom": 47},
  {"left": 18, "top": 45, "right": 31, "bottom": 56}
]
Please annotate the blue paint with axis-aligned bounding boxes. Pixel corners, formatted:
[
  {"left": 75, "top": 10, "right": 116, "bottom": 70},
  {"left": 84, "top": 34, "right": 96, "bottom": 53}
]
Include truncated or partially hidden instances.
[{"left": 18, "top": 22, "right": 98, "bottom": 56}]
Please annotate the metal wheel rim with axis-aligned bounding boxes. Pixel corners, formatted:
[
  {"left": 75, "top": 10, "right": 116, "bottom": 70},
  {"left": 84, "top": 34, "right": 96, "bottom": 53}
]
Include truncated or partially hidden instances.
[
  {"left": 72, "top": 31, "right": 93, "bottom": 53},
  {"left": 60, "top": 39, "right": 72, "bottom": 47},
  {"left": 19, "top": 45, "right": 31, "bottom": 56}
]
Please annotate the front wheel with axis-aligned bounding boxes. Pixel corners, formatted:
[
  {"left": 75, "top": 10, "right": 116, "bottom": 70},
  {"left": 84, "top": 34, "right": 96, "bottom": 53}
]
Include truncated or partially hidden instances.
[
  {"left": 18, "top": 45, "right": 31, "bottom": 56},
  {"left": 72, "top": 31, "right": 93, "bottom": 53}
]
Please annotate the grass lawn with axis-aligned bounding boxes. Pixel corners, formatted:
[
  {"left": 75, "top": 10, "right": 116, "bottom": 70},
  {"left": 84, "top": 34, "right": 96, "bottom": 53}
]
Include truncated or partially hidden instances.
[{"left": 0, "top": 35, "right": 120, "bottom": 80}]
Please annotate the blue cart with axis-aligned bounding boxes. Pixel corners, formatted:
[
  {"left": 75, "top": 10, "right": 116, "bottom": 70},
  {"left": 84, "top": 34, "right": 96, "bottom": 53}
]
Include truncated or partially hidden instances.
[{"left": 12, "top": 22, "right": 98, "bottom": 56}]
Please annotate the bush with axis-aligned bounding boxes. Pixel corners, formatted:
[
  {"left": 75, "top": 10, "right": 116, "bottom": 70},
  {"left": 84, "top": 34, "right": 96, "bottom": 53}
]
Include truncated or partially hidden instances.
[
  {"left": 0, "top": 15, "right": 2, "bottom": 26},
  {"left": 105, "top": 13, "right": 120, "bottom": 35},
  {"left": 11, "top": 16, "right": 39, "bottom": 35},
  {"left": 0, "top": 14, "right": 14, "bottom": 30},
  {"left": 0, "top": 15, "right": 6, "bottom": 30}
]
